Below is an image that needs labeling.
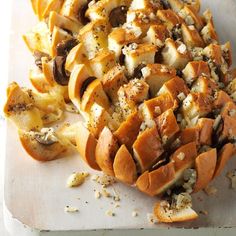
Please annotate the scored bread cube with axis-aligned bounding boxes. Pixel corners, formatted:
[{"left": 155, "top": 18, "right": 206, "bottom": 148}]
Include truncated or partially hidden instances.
[
  {"left": 181, "top": 23, "right": 205, "bottom": 48},
  {"left": 162, "top": 39, "right": 191, "bottom": 70},
  {"left": 79, "top": 19, "right": 111, "bottom": 59},
  {"left": 102, "top": 65, "right": 128, "bottom": 103},
  {"left": 158, "top": 76, "right": 190, "bottom": 102},
  {"left": 182, "top": 61, "right": 210, "bottom": 85},
  {"left": 108, "top": 27, "right": 140, "bottom": 59},
  {"left": 181, "top": 92, "right": 212, "bottom": 120},
  {"left": 157, "top": 9, "right": 183, "bottom": 30},
  {"left": 203, "top": 43, "right": 224, "bottom": 66},
  {"left": 155, "top": 109, "right": 180, "bottom": 144},
  {"left": 221, "top": 41, "right": 233, "bottom": 67},
  {"left": 197, "top": 118, "right": 214, "bottom": 145},
  {"left": 133, "top": 126, "right": 164, "bottom": 173},
  {"left": 123, "top": 43, "right": 157, "bottom": 75},
  {"left": 143, "top": 24, "right": 170, "bottom": 47},
  {"left": 142, "top": 63, "right": 176, "bottom": 97},
  {"left": 89, "top": 49, "right": 116, "bottom": 79},
  {"left": 213, "top": 90, "right": 233, "bottom": 109},
  {"left": 178, "top": 126, "right": 200, "bottom": 146},
  {"left": 142, "top": 93, "right": 178, "bottom": 121}
]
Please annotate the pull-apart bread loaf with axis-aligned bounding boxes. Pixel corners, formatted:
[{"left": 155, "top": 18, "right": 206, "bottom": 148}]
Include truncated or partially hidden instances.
[{"left": 4, "top": 0, "right": 236, "bottom": 223}]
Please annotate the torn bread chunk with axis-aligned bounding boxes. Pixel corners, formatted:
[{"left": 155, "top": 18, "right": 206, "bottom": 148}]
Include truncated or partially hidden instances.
[
  {"left": 108, "top": 27, "right": 140, "bottom": 59},
  {"left": 89, "top": 49, "right": 116, "bottom": 79},
  {"left": 158, "top": 76, "right": 190, "bottom": 102},
  {"left": 155, "top": 109, "right": 180, "bottom": 145},
  {"left": 193, "top": 149, "right": 217, "bottom": 192},
  {"left": 113, "top": 144, "right": 137, "bottom": 185},
  {"left": 157, "top": 9, "right": 183, "bottom": 30},
  {"left": 142, "top": 93, "right": 178, "bottom": 121},
  {"left": 102, "top": 65, "right": 128, "bottom": 103},
  {"left": 182, "top": 61, "right": 210, "bottom": 85},
  {"left": 142, "top": 64, "right": 176, "bottom": 96},
  {"left": 162, "top": 39, "right": 191, "bottom": 70},
  {"left": 143, "top": 24, "right": 169, "bottom": 47},
  {"left": 133, "top": 126, "right": 164, "bottom": 173},
  {"left": 96, "top": 127, "right": 119, "bottom": 176},
  {"left": 76, "top": 122, "right": 101, "bottom": 170},
  {"left": 123, "top": 43, "right": 157, "bottom": 75},
  {"left": 114, "top": 112, "right": 142, "bottom": 151},
  {"left": 79, "top": 19, "right": 111, "bottom": 59},
  {"left": 181, "top": 23, "right": 205, "bottom": 48}
]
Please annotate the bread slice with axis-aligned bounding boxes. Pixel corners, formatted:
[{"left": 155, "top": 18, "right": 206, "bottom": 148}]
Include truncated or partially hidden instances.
[
  {"left": 178, "top": 127, "right": 200, "bottom": 146},
  {"left": 114, "top": 112, "right": 142, "bottom": 151},
  {"left": 142, "top": 63, "right": 176, "bottom": 97},
  {"left": 214, "top": 143, "right": 235, "bottom": 178},
  {"left": 154, "top": 200, "right": 198, "bottom": 223},
  {"left": 96, "top": 127, "right": 119, "bottom": 176},
  {"left": 75, "top": 122, "right": 101, "bottom": 170},
  {"left": 214, "top": 90, "right": 233, "bottom": 109},
  {"left": 19, "top": 129, "right": 67, "bottom": 162},
  {"left": 133, "top": 126, "right": 164, "bottom": 173},
  {"left": 113, "top": 144, "right": 137, "bottom": 185},
  {"left": 197, "top": 118, "right": 214, "bottom": 145},
  {"left": 42, "top": 0, "right": 64, "bottom": 21},
  {"left": 193, "top": 149, "right": 217, "bottom": 192}
]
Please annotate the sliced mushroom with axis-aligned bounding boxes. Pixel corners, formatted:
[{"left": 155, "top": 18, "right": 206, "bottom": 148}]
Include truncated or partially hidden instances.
[
  {"left": 53, "top": 56, "right": 70, "bottom": 86},
  {"left": 109, "top": 6, "right": 128, "bottom": 28},
  {"left": 78, "top": 3, "right": 90, "bottom": 25},
  {"left": 80, "top": 76, "right": 97, "bottom": 99},
  {"left": 56, "top": 38, "right": 79, "bottom": 57}
]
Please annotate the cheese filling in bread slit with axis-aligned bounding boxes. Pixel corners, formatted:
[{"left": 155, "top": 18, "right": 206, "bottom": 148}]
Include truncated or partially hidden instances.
[{"left": 4, "top": 0, "right": 236, "bottom": 223}]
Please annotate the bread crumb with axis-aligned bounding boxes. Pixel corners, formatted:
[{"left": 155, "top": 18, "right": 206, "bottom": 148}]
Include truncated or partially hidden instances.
[
  {"left": 91, "top": 174, "right": 116, "bottom": 187},
  {"left": 106, "top": 210, "right": 115, "bottom": 217},
  {"left": 177, "top": 43, "right": 187, "bottom": 54},
  {"left": 94, "top": 190, "right": 101, "bottom": 199},
  {"left": 227, "top": 170, "right": 236, "bottom": 189},
  {"left": 114, "top": 203, "right": 120, "bottom": 208},
  {"left": 199, "top": 210, "right": 208, "bottom": 215},
  {"left": 113, "top": 195, "right": 120, "bottom": 202},
  {"left": 147, "top": 213, "right": 158, "bottom": 224},
  {"left": 64, "top": 206, "right": 79, "bottom": 213},
  {"left": 67, "top": 172, "right": 89, "bottom": 188},
  {"left": 177, "top": 152, "right": 185, "bottom": 161},
  {"left": 154, "top": 106, "right": 161, "bottom": 115},
  {"left": 204, "top": 185, "right": 218, "bottom": 196},
  {"left": 132, "top": 211, "right": 138, "bottom": 217},
  {"left": 101, "top": 189, "right": 111, "bottom": 198},
  {"left": 177, "top": 92, "right": 186, "bottom": 101}
]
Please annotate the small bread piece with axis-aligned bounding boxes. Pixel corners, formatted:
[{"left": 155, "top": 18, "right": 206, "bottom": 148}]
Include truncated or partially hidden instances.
[
  {"left": 182, "top": 61, "right": 210, "bottom": 85},
  {"left": 155, "top": 109, "right": 180, "bottom": 144},
  {"left": 193, "top": 149, "right": 217, "bottom": 192},
  {"left": 136, "top": 162, "right": 176, "bottom": 196},
  {"left": 220, "top": 101, "right": 236, "bottom": 119},
  {"left": 95, "top": 127, "right": 119, "bottom": 176},
  {"left": 108, "top": 27, "right": 140, "bottom": 59},
  {"left": 130, "top": 0, "right": 162, "bottom": 11},
  {"left": 157, "top": 9, "right": 183, "bottom": 30},
  {"left": 181, "top": 23, "right": 205, "bottom": 48},
  {"left": 178, "top": 5, "right": 204, "bottom": 30},
  {"left": 191, "top": 76, "right": 217, "bottom": 96},
  {"left": 214, "top": 90, "right": 233, "bottom": 109},
  {"left": 158, "top": 76, "right": 190, "bottom": 102},
  {"left": 48, "top": 11, "right": 81, "bottom": 33},
  {"left": 154, "top": 200, "right": 198, "bottom": 223},
  {"left": 113, "top": 145, "right": 137, "bottom": 185},
  {"left": 41, "top": 0, "right": 64, "bottom": 20},
  {"left": 197, "top": 118, "right": 214, "bottom": 145},
  {"left": 123, "top": 43, "right": 157, "bottom": 75},
  {"left": 178, "top": 127, "right": 199, "bottom": 146},
  {"left": 75, "top": 122, "right": 100, "bottom": 170},
  {"left": 144, "top": 24, "right": 169, "bottom": 47},
  {"left": 89, "top": 49, "right": 116, "bottom": 79},
  {"left": 23, "top": 22, "right": 51, "bottom": 55},
  {"left": 171, "top": 142, "right": 197, "bottom": 174},
  {"left": 218, "top": 115, "right": 236, "bottom": 143},
  {"left": 65, "top": 43, "right": 87, "bottom": 72},
  {"left": 121, "top": 79, "right": 149, "bottom": 104},
  {"left": 162, "top": 39, "right": 191, "bottom": 70},
  {"left": 19, "top": 130, "right": 67, "bottom": 162},
  {"left": 142, "top": 94, "right": 178, "bottom": 120},
  {"left": 133, "top": 126, "right": 164, "bottom": 173},
  {"left": 51, "top": 26, "right": 73, "bottom": 57},
  {"left": 214, "top": 143, "right": 235, "bottom": 178},
  {"left": 142, "top": 64, "right": 176, "bottom": 97},
  {"left": 203, "top": 43, "right": 223, "bottom": 66},
  {"left": 114, "top": 112, "right": 142, "bottom": 151},
  {"left": 79, "top": 19, "right": 110, "bottom": 59},
  {"left": 182, "top": 93, "right": 212, "bottom": 119},
  {"left": 102, "top": 65, "right": 128, "bottom": 103},
  {"left": 81, "top": 79, "right": 110, "bottom": 112}
]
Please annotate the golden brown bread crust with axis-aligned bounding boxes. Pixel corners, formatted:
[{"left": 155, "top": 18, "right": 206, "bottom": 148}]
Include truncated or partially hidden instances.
[
  {"left": 133, "top": 126, "right": 164, "bottom": 173},
  {"left": 76, "top": 123, "right": 101, "bottom": 171},
  {"left": 178, "top": 127, "right": 200, "bottom": 146},
  {"left": 193, "top": 149, "right": 217, "bottom": 193},
  {"left": 113, "top": 144, "right": 137, "bottom": 185},
  {"left": 197, "top": 118, "right": 214, "bottom": 146},
  {"left": 95, "top": 127, "right": 119, "bottom": 176},
  {"left": 214, "top": 91, "right": 233, "bottom": 109}
]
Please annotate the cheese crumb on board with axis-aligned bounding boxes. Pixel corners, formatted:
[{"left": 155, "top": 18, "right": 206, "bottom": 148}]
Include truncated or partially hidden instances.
[
  {"left": 67, "top": 172, "right": 89, "bottom": 187},
  {"left": 227, "top": 170, "right": 236, "bottom": 189},
  {"left": 106, "top": 210, "right": 115, "bottom": 217},
  {"left": 94, "top": 190, "right": 101, "bottom": 199},
  {"left": 204, "top": 185, "right": 218, "bottom": 196},
  {"left": 64, "top": 206, "right": 79, "bottom": 213},
  {"left": 132, "top": 211, "right": 138, "bottom": 217},
  {"left": 147, "top": 213, "right": 158, "bottom": 224}
]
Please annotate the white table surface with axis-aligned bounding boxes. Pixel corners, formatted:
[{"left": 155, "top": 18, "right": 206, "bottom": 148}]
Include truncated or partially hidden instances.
[{"left": 0, "top": 0, "right": 11, "bottom": 235}]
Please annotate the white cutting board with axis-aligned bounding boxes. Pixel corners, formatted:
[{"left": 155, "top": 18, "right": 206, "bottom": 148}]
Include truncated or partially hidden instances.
[{"left": 4, "top": 0, "right": 236, "bottom": 235}]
